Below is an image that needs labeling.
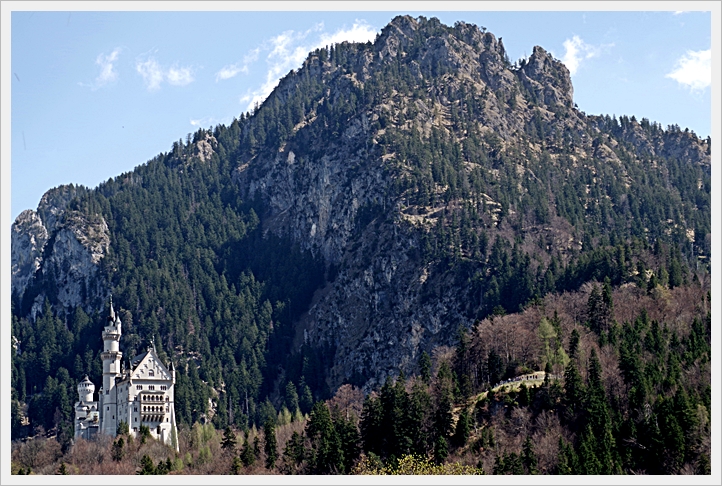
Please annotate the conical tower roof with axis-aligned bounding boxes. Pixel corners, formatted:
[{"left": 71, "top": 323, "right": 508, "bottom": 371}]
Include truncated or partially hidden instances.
[{"left": 107, "top": 295, "right": 116, "bottom": 323}]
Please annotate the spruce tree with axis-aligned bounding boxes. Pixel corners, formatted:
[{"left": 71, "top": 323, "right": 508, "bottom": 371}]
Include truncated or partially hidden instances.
[
  {"left": 360, "top": 394, "right": 384, "bottom": 456},
  {"left": 264, "top": 419, "right": 278, "bottom": 470},
  {"left": 522, "top": 436, "right": 538, "bottom": 474},
  {"left": 306, "top": 402, "right": 344, "bottom": 474},
  {"left": 221, "top": 426, "right": 237, "bottom": 452},
  {"left": 451, "top": 409, "right": 471, "bottom": 449}
]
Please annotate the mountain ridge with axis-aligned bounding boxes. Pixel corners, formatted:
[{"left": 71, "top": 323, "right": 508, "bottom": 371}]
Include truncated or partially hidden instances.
[{"left": 12, "top": 15, "right": 710, "bottom": 413}]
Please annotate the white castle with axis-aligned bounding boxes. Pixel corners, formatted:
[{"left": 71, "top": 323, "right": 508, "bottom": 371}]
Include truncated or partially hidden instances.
[{"left": 74, "top": 297, "right": 178, "bottom": 451}]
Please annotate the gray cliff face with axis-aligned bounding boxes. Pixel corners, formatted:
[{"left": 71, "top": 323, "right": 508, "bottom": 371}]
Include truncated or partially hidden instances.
[
  {"left": 235, "top": 114, "right": 387, "bottom": 265},
  {"left": 302, "top": 219, "right": 474, "bottom": 390},
  {"left": 11, "top": 185, "right": 110, "bottom": 320},
  {"left": 37, "top": 211, "right": 110, "bottom": 316},
  {"left": 11, "top": 210, "right": 48, "bottom": 298}
]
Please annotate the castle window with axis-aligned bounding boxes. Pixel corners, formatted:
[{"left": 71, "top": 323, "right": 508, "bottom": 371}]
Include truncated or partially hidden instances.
[
  {"left": 149, "top": 385, "right": 155, "bottom": 391},
  {"left": 135, "top": 418, "right": 137, "bottom": 422},
  {"left": 149, "top": 370, "right": 155, "bottom": 376},
  {"left": 136, "top": 385, "right": 142, "bottom": 390},
  {"left": 107, "top": 407, "right": 109, "bottom": 411},
  {"left": 166, "top": 397, "right": 169, "bottom": 402},
  {"left": 161, "top": 385, "right": 167, "bottom": 391},
  {"left": 134, "top": 407, "right": 137, "bottom": 412}
]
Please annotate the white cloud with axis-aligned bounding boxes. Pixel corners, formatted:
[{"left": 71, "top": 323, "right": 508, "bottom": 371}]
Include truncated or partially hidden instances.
[
  {"left": 240, "top": 20, "right": 377, "bottom": 112},
  {"left": 215, "top": 63, "right": 245, "bottom": 81},
  {"left": 79, "top": 47, "right": 122, "bottom": 90},
  {"left": 320, "top": 20, "right": 377, "bottom": 45},
  {"left": 167, "top": 65, "right": 194, "bottom": 86},
  {"left": 135, "top": 57, "right": 164, "bottom": 91},
  {"left": 666, "top": 49, "right": 711, "bottom": 91},
  {"left": 561, "top": 35, "right": 603, "bottom": 76},
  {"left": 95, "top": 48, "right": 121, "bottom": 86},
  {"left": 216, "top": 48, "right": 261, "bottom": 82},
  {"left": 135, "top": 54, "right": 194, "bottom": 91}
]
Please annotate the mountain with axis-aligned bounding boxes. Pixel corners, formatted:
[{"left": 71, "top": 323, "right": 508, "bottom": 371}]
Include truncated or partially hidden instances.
[{"left": 11, "top": 15, "right": 710, "bottom": 438}]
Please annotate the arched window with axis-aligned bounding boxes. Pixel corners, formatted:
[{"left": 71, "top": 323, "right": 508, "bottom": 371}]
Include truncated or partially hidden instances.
[{"left": 149, "top": 370, "right": 155, "bottom": 377}]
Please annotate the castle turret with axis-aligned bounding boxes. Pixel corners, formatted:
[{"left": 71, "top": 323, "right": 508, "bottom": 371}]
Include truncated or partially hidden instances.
[
  {"left": 77, "top": 375, "right": 95, "bottom": 403},
  {"left": 100, "top": 296, "right": 122, "bottom": 436},
  {"left": 169, "top": 360, "right": 176, "bottom": 385}
]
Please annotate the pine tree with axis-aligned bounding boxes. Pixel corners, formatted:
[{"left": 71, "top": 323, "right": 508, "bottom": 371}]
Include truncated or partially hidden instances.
[
  {"left": 557, "top": 437, "right": 579, "bottom": 474},
  {"left": 360, "top": 394, "right": 384, "bottom": 456},
  {"left": 231, "top": 456, "right": 243, "bottom": 475},
  {"left": 563, "top": 359, "right": 584, "bottom": 420},
  {"left": 112, "top": 437, "right": 125, "bottom": 462},
  {"left": 240, "top": 433, "right": 255, "bottom": 467},
  {"left": 281, "top": 431, "right": 306, "bottom": 474},
  {"left": 522, "top": 436, "right": 538, "bottom": 474},
  {"left": 264, "top": 419, "right": 278, "bottom": 470},
  {"left": 433, "top": 361, "right": 455, "bottom": 441},
  {"left": 419, "top": 351, "right": 432, "bottom": 384},
  {"left": 451, "top": 408, "right": 471, "bottom": 449},
  {"left": 285, "top": 381, "right": 300, "bottom": 415},
  {"left": 433, "top": 436, "right": 448, "bottom": 465},
  {"left": 332, "top": 406, "right": 360, "bottom": 473},
  {"left": 221, "top": 426, "right": 237, "bottom": 452},
  {"left": 137, "top": 455, "right": 156, "bottom": 475},
  {"left": 568, "top": 328, "right": 580, "bottom": 359},
  {"left": 306, "top": 402, "right": 344, "bottom": 474}
]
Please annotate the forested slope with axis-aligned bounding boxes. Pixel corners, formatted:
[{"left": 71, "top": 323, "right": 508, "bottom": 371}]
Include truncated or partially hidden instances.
[{"left": 10, "top": 16, "right": 711, "bottom": 474}]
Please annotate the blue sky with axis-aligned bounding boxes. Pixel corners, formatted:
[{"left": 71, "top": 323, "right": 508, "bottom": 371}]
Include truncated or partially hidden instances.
[{"left": 7, "top": 7, "right": 714, "bottom": 222}]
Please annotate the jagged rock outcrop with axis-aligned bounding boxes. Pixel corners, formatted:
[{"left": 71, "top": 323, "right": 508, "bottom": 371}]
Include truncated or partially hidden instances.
[
  {"left": 11, "top": 210, "right": 48, "bottom": 298},
  {"left": 37, "top": 184, "right": 88, "bottom": 235},
  {"left": 12, "top": 185, "right": 109, "bottom": 320},
  {"left": 33, "top": 210, "right": 110, "bottom": 318},
  {"left": 519, "top": 45, "right": 574, "bottom": 109}
]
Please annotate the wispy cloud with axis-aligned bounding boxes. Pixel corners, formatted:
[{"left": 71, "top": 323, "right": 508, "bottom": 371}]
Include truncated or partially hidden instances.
[
  {"left": 666, "top": 49, "right": 711, "bottom": 91},
  {"left": 136, "top": 57, "right": 164, "bottom": 91},
  {"left": 135, "top": 53, "right": 195, "bottom": 91},
  {"left": 239, "top": 20, "right": 377, "bottom": 112},
  {"left": 190, "top": 115, "right": 234, "bottom": 128},
  {"left": 560, "top": 35, "right": 612, "bottom": 76},
  {"left": 215, "top": 63, "right": 245, "bottom": 81},
  {"left": 215, "top": 48, "right": 261, "bottom": 82},
  {"left": 167, "top": 65, "right": 194, "bottom": 86},
  {"left": 79, "top": 47, "right": 122, "bottom": 90}
]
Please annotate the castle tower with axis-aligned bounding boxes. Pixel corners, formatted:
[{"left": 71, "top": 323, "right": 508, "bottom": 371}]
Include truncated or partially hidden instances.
[
  {"left": 74, "top": 375, "right": 97, "bottom": 439},
  {"left": 100, "top": 296, "right": 122, "bottom": 436},
  {"left": 77, "top": 375, "right": 95, "bottom": 403}
]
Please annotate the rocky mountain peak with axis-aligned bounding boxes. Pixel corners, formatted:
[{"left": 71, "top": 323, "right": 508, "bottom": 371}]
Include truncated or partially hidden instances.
[
  {"left": 519, "top": 45, "right": 574, "bottom": 108},
  {"left": 37, "top": 184, "right": 88, "bottom": 235}
]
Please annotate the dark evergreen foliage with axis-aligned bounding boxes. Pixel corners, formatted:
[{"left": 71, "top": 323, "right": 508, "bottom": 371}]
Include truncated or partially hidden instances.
[{"left": 9, "top": 17, "right": 710, "bottom": 477}]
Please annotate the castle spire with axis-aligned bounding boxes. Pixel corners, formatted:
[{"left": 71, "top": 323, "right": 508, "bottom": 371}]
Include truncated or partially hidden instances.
[{"left": 107, "top": 294, "right": 116, "bottom": 322}]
